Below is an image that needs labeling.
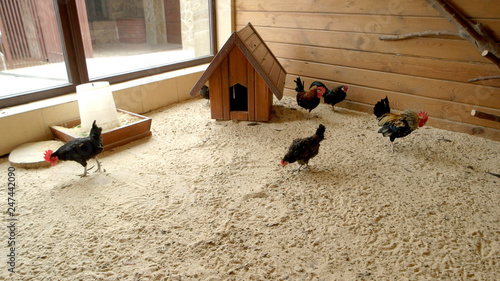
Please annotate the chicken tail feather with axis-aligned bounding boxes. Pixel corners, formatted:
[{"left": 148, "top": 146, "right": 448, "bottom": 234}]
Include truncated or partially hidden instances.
[
  {"left": 378, "top": 126, "right": 392, "bottom": 137},
  {"left": 294, "top": 77, "right": 305, "bottom": 93},
  {"left": 315, "top": 124, "right": 326, "bottom": 141},
  {"left": 373, "top": 96, "right": 391, "bottom": 118}
]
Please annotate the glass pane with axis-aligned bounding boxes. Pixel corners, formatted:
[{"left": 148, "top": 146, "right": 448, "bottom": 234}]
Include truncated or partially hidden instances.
[
  {"left": 82, "top": 0, "right": 211, "bottom": 80},
  {"left": 0, "top": 0, "right": 70, "bottom": 99}
]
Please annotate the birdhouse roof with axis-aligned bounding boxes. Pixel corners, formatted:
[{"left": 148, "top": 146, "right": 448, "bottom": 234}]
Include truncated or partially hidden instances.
[{"left": 190, "top": 23, "right": 286, "bottom": 100}]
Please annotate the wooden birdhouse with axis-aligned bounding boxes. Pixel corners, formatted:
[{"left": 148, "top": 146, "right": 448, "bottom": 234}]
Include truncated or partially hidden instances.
[{"left": 190, "top": 23, "right": 287, "bottom": 122}]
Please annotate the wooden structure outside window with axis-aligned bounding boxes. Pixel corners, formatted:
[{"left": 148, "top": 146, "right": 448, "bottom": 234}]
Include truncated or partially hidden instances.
[{"left": 190, "top": 23, "right": 287, "bottom": 122}]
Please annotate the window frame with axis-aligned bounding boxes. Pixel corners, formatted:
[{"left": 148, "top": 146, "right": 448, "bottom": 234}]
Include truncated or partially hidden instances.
[{"left": 0, "top": 0, "right": 217, "bottom": 109}]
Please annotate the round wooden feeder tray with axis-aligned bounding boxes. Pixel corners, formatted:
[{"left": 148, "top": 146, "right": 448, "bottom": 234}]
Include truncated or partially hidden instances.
[{"left": 9, "top": 140, "right": 64, "bottom": 169}]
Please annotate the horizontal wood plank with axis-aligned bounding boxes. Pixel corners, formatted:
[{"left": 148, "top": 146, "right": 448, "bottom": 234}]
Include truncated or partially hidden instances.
[
  {"left": 236, "top": 0, "right": 437, "bottom": 16},
  {"left": 267, "top": 43, "right": 500, "bottom": 85},
  {"left": 236, "top": 13, "right": 500, "bottom": 40},
  {"left": 243, "top": 26, "right": 491, "bottom": 63},
  {"left": 230, "top": 111, "right": 249, "bottom": 121},
  {"left": 236, "top": 0, "right": 500, "bottom": 18}
]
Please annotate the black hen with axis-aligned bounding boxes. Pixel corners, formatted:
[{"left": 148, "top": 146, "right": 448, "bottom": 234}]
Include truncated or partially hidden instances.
[
  {"left": 44, "top": 120, "right": 104, "bottom": 177},
  {"left": 310, "top": 81, "right": 348, "bottom": 111},
  {"left": 200, "top": 85, "right": 209, "bottom": 104},
  {"left": 281, "top": 124, "right": 326, "bottom": 172}
]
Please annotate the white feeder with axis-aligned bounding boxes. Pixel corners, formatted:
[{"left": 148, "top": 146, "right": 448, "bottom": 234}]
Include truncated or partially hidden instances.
[{"left": 76, "top": 81, "right": 119, "bottom": 132}]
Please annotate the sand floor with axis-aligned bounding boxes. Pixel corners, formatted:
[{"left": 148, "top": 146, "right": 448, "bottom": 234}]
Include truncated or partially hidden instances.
[{"left": 1, "top": 96, "right": 499, "bottom": 280}]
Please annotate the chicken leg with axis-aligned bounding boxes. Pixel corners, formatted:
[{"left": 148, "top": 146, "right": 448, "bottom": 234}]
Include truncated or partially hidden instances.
[
  {"left": 78, "top": 157, "right": 102, "bottom": 177},
  {"left": 94, "top": 157, "right": 102, "bottom": 172},
  {"left": 79, "top": 166, "right": 89, "bottom": 178},
  {"left": 292, "top": 163, "right": 309, "bottom": 173}
]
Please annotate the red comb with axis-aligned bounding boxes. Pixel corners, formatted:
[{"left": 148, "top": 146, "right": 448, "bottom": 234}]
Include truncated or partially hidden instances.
[
  {"left": 418, "top": 111, "right": 429, "bottom": 127},
  {"left": 43, "top": 150, "right": 53, "bottom": 162},
  {"left": 419, "top": 111, "right": 429, "bottom": 121},
  {"left": 43, "top": 150, "right": 57, "bottom": 166}
]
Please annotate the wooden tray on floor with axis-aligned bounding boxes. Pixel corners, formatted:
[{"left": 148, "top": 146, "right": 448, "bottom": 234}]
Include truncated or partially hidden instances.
[{"left": 50, "top": 109, "right": 152, "bottom": 151}]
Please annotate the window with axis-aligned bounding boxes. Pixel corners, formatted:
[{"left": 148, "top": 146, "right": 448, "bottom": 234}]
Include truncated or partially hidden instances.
[
  {"left": 0, "top": 0, "right": 215, "bottom": 108},
  {"left": 0, "top": 0, "right": 70, "bottom": 101}
]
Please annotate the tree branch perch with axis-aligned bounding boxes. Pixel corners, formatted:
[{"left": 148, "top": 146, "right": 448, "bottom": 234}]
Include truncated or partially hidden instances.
[
  {"left": 379, "top": 30, "right": 461, "bottom": 41},
  {"left": 468, "top": 75, "right": 500, "bottom": 83},
  {"left": 471, "top": 109, "right": 500, "bottom": 123},
  {"left": 425, "top": 0, "right": 500, "bottom": 68},
  {"left": 481, "top": 50, "right": 500, "bottom": 67},
  {"left": 379, "top": 0, "right": 500, "bottom": 69}
]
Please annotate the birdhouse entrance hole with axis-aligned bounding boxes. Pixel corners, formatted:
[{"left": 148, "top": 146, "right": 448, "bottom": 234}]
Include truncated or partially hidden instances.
[{"left": 229, "top": 83, "right": 248, "bottom": 112}]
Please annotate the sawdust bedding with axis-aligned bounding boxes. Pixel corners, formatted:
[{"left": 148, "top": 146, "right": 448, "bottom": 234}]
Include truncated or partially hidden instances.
[{"left": 0, "top": 96, "right": 499, "bottom": 280}]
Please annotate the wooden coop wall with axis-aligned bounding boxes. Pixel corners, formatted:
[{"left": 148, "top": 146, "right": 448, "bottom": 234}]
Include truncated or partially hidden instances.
[
  {"left": 209, "top": 46, "right": 273, "bottom": 121},
  {"left": 235, "top": 0, "right": 500, "bottom": 140}
]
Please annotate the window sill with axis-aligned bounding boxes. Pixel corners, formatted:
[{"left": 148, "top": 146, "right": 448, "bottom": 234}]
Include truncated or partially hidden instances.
[
  {"left": 0, "top": 64, "right": 208, "bottom": 156},
  {"left": 0, "top": 64, "right": 208, "bottom": 118}
]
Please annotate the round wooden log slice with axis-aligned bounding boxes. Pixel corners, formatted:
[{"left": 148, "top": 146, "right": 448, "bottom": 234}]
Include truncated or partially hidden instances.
[{"left": 9, "top": 140, "right": 64, "bottom": 169}]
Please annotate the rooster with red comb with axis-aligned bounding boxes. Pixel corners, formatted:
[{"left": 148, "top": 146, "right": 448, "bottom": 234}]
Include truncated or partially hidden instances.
[
  {"left": 44, "top": 120, "right": 103, "bottom": 177},
  {"left": 373, "top": 96, "right": 428, "bottom": 153}
]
